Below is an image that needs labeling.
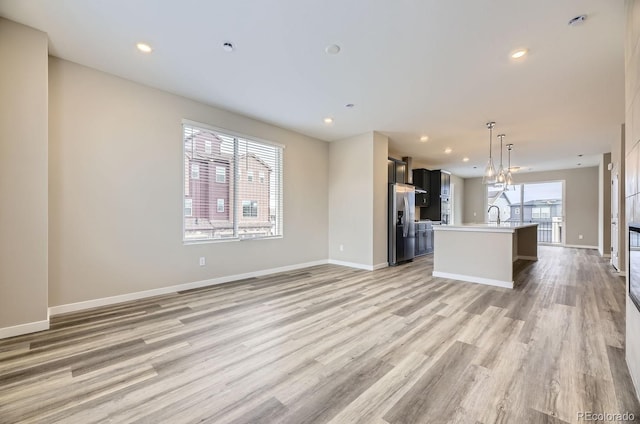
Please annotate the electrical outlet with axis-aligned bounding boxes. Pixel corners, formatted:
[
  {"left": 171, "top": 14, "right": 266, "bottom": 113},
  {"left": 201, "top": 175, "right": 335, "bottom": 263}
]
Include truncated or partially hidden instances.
[
  {"left": 578, "top": 234, "right": 583, "bottom": 240},
  {"left": 199, "top": 257, "right": 206, "bottom": 266},
  {"left": 339, "top": 244, "right": 344, "bottom": 252}
]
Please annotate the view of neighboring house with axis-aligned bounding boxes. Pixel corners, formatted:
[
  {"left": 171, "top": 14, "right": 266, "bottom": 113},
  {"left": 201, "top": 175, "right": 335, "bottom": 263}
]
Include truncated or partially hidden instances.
[
  {"left": 488, "top": 182, "right": 564, "bottom": 243},
  {"left": 184, "top": 131, "right": 273, "bottom": 240}
]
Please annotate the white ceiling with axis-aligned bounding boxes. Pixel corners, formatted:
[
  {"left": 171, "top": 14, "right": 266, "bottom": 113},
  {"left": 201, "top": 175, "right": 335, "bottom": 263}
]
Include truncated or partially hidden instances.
[{"left": 0, "top": 0, "right": 625, "bottom": 177}]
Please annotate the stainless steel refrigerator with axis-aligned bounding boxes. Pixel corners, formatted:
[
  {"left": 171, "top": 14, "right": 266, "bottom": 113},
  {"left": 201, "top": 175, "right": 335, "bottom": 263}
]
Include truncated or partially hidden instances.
[{"left": 389, "top": 183, "right": 416, "bottom": 265}]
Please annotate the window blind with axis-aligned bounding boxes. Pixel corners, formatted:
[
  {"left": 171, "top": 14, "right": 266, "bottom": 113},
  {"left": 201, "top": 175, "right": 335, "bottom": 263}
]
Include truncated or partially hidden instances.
[{"left": 183, "top": 122, "right": 283, "bottom": 242}]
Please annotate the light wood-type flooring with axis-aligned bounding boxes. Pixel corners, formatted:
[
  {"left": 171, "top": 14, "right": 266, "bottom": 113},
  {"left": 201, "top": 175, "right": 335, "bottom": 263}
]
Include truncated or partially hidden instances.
[{"left": 1, "top": 246, "right": 639, "bottom": 423}]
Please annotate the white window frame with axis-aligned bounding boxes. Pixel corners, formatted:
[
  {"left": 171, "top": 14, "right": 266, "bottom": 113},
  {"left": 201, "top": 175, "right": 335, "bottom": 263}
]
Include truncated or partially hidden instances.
[
  {"left": 185, "top": 199, "right": 193, "bottom": 217},
  {"left": 191, "top": 163, "right": 200, "bottom": 179},
  {"left": 215, "top": 166, "right": 226, "bottom": 183},
  {"left": 217, "top": 198, "right": 224, "bottom": 213},
  {"left": 182, "top": 120, "right": 284, "bottom": 243},
  {"left": 259, "top": 172, "right": 265, "bottom": 183},
  {"left": 247, "top": 170, "right": 254, "bottom": 182},
  {"left": 242, "top": 200, "right": 258, "bottom": 217},
  {"left": 205, "top": 140, "right": 212, "bottom": 154}
]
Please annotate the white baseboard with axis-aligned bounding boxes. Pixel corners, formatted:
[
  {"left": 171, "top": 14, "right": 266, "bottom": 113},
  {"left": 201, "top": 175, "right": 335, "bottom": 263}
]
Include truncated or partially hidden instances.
[
  {"left": 0, "top": 319, "right": 49, "bottom": 340},
  {"left": 328, "top": 259, "right": 375, "bottom": 271},
  {"left": 563, "top": 244, "right": 598, "bottom": 250},
  {"left": 49, "top": 259, "right": 329, "bottom": 316},
  {"left": 432, "top": 271, "right": 513, "bottom": 289}
]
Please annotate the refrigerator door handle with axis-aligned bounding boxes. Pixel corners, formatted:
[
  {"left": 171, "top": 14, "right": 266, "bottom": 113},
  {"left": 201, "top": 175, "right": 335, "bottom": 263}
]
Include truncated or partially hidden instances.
[{"left": 403, "top": 195, "right": 409, "bottom": 237}]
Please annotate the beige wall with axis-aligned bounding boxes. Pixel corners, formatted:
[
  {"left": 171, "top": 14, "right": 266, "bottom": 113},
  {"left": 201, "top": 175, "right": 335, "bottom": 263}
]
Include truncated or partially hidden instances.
[
  {"left": 373, "top": 132, "right": 389, "bottom": 266},
  {"left": 48, "top": 57, "right": 329, "bottom": 306},
  {"left": 462, "top": 177, "right": 485, "bottom": 224},
  {"left": 328, "top": 132, "right": 375, "bottom": 267},
  {"left": 450, "top": 174, "right": 465, "bottom": 225},
  {"left": 463, "top": 167, "right": 600, "bottom": 247},
  {"left": 625, "top": 0, "right": 640, "bottom": 400},
  {"left": 0, "top": 19, "right": 49, "bottom": 330}
]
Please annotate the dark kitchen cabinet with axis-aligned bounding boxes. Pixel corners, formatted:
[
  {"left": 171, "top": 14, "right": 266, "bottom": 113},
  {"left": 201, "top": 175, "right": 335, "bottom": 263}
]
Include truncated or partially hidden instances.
[
  {"left": 412, "top": 168, "right": 430, "bottom": 207},
  {"left": 419, "top": 170, "right": 451, "bottom": 223},
  {"left": 415, "top": 222, "right": 434, "bottom": 256},
  {"left": 388, "top": 158, "right": 407, "bottom": 184}
]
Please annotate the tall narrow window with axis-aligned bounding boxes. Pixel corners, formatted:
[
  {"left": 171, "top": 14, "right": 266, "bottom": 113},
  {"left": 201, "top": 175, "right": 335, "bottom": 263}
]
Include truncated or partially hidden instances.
[
  {"left": 215, "top": 166, "right": 226, "bottom": 183},
  {"left": 183, "top": 121, "right": 284, "bottom": 242},
  {"left": 191, "top": 163, "right": 200, "bottom": 179}
]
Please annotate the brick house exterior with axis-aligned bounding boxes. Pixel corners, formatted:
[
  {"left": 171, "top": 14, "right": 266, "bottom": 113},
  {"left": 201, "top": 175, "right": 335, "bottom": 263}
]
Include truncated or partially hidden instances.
[{"left": 184, "top": 130, "right": 273, "bottom": 239}]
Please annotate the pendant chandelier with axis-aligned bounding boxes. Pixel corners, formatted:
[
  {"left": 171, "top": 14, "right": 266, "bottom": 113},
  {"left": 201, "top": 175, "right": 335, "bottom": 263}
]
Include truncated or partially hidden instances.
[
  {"left": 506, "top": 143, "right": 514, "bottom": 188},
  {"left": 482, "top": 122, "right": 496, "bottom": 184},
  {"left": 497, "top": 134, "right": 506, "bottom": 183}
]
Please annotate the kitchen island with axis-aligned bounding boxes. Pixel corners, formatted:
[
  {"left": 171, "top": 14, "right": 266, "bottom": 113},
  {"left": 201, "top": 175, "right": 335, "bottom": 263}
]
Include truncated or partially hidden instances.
[{"left": 432, "top": 223, "right": 538, "bottom": 288}]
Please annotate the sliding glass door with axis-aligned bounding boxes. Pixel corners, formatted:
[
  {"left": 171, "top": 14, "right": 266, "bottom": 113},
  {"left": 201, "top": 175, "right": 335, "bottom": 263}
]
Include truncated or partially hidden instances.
[{"left": 487, "top": 181, "right": 564, "bottom": 244}]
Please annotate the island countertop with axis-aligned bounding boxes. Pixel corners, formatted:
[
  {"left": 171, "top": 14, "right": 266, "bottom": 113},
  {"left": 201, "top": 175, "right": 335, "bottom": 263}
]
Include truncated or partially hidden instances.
[
  {"left": 432, "top": 222, "right": 538, "bottom": 233},
  {"left": 432, "top": 223, "right": 539, "bottom": 288}
]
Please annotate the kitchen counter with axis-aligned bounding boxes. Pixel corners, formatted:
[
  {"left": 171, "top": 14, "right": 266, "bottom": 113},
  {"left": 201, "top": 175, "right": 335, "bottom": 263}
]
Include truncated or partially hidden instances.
[
  {"left": 432, "top": 223, "right": 538, "bottom": 288},
  {"left": 433, "top": 222, "right": 538, "bottom": 233}
]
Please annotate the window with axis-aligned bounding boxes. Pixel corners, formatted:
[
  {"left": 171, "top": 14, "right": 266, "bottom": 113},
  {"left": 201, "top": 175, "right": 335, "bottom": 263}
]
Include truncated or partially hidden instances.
[
  {"left": 532, "top": 207, "right": 551, "bottom": 219},
  {"left": 191, "top": 163, "right": 200, "bottom": 179},
  {"left": 514, "top": 207, "right": 520, "bottom": 215},
  {"left": 216, "top": 166, "right": 226, "bottom": 183},
  {"left": 205, "top": 140, "right": 212, "bottom": 154},
  {"left": 183, "top": 121, "right": 284, "bottom": 242},
  {"left": 243, "top": 200, "right": 258, "bottom": 217}
]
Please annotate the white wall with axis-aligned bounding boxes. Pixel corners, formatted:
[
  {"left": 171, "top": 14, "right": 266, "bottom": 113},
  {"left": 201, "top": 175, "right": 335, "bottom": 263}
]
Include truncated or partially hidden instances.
[
  {"left": 624, "top": 0, "right": 640, "bottom": 401},
  {"left": 0, "top": 19, "right": 49, "bottom": 333},
  {"left": 328, "top": 132, "right": 388, "bottom": 269},
  {"left": 599, "top": 153, "right": 612, "bottom": 256},
  {"left": 463, "top": 167, "right": 600, "bottom": 247},
  {"left": 48, "top": 57, "right": 329, "bottom": 306}
]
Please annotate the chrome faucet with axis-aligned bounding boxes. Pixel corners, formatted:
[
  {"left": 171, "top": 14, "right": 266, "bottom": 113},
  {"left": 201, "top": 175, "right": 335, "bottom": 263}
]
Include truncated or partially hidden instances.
[{"left": 488, "top": 205, "right": 501, "bottom": 225}]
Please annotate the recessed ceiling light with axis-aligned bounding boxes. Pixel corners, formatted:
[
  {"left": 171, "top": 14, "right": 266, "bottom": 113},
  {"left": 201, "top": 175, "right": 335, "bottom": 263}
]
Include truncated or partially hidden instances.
[
  {"left": 222, "top": 42, "right": 235, "bottom": 52},
  {"left": 323, "top": 117, "right": 333, "bottom": 124},
  {"left": 511, "top": 49, "right": 528, "bottom": 59},
  {"left": 444, "top": 148, "right": 452, "bottom": 154},
  {"left": 568, "top": 15, "right": 587, "bottom": 26},
  {"left": 420, "top": 135, "right": 429, "bottom": 142},
  {"left": 325, "top": 44, "right": 341, "bottom": 55},
  {"left": 136, "top": 42, "right": 153, "bottom": 53},
  {"left": 345, "top": 103, "right": 355, "bottom": 108},
  {"left": 463, "top": 157, "right": 469, "bottom": 162}
]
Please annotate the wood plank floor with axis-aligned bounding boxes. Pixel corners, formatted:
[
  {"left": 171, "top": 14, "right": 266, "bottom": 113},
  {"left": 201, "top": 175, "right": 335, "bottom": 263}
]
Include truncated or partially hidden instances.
[{"left": 1, "top": 246, "right": 638, "bottom": 423}]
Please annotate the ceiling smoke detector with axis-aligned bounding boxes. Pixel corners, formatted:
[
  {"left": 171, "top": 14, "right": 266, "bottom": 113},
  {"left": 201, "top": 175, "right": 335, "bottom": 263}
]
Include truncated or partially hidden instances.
[
  {"left": 568, "top": 15, "right": 587, "bottom": 26},
  {"left": 325, "top": 44, "right": 341, "bottom": 55}
]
